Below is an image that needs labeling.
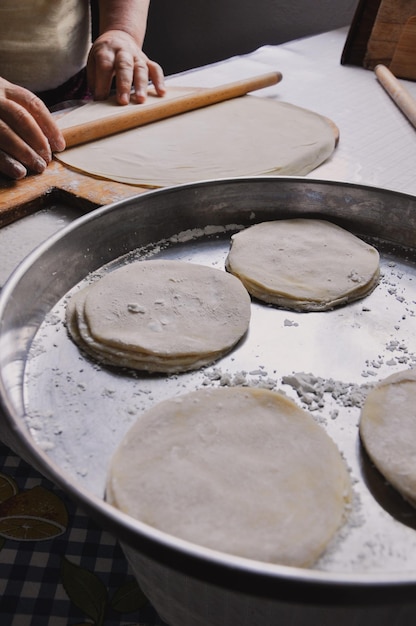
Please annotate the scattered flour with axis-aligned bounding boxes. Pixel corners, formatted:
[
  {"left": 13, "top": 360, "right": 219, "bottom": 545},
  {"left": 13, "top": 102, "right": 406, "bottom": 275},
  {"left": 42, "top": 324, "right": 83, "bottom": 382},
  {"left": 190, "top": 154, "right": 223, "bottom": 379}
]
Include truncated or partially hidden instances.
[
  {"left": 202, "top": 366, "right": 277, "bottom": 390},
  {"left": 201, "top": 367, "right": 374, "bottom": 415},
  {"left": 281, "top": 372, "right": 373, "bottom": 412}
]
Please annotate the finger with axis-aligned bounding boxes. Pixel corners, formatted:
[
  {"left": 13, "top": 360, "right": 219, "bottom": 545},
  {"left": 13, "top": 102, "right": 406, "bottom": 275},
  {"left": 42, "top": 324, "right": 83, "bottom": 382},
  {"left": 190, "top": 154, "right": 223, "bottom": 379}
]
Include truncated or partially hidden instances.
[
  {"left": 89, "top": 49, "right": 116, "bottom": 101},
  {"left": 24, "top": 93, "right": 66, "bottom": 152},
  {"left": 0, "top": 100, "right": 53, "bottom": 164},
  {"left": 0, "top": 148, "right": 27, "bottom": 180},
  {"left": 131, "top": 58, "right": 150, "bottom": 104},
  {"left": 148, "top": 60, "right": 166, "bottom": 97},
  {"left": 6, "top": 86, "right": 65, "bottom": 153},
  {"left": 114, "top": 51, "right": 137, "bottom": 105},
  {"left": 0, "top": 123, "right": 47, "bottom": 178},
  {"left": 0, "top": 134, "right": 47, "bottom": 175}
]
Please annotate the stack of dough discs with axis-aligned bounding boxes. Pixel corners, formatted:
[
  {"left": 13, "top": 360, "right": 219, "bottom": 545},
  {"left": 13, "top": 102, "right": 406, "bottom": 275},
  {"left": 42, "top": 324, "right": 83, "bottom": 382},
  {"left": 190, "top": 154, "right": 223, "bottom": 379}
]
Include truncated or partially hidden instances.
[
  {"left": 66, "top": 260, "right": 251, "bottom": 373},
  {"left": 107, "top": 386, "right": 352, "bottom": 567},
  {"left": 225, "top": 219, "right": 380, "bottom": 311},
  {"left": 360, "top": 369, "right": 416, "bottom": 507}
]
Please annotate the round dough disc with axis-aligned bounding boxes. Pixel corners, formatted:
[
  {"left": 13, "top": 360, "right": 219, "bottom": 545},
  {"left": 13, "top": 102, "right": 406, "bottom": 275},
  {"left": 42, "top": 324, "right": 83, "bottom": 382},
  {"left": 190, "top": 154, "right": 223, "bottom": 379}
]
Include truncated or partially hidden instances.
[
  {"left": 56, "top": 95, "right": 336, "bottom": 187},
  {"left": 66, "top": 260, "right": 251, "bottom": 373},
  {"left": 359, "top": 368, "right": 416, "bottom": 507},
  {"left": 225, "top": 219, "right": 380, "bottom": 311},
  {"left": 107, "top": 386, "right": 352, "bottom": 567}
]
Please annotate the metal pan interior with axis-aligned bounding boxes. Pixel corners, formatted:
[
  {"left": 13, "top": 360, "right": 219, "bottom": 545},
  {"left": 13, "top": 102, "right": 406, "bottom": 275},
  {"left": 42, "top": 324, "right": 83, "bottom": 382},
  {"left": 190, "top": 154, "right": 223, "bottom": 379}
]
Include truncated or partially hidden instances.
[{"left": 2, "top": 176, "right": 416, "bottom": 602}]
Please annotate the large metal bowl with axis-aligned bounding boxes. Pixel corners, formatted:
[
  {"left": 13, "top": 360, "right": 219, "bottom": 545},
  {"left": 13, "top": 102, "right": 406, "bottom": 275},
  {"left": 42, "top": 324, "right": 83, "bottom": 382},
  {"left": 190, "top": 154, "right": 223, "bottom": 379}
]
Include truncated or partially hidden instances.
[{"left": 2, "top": 177, "right": 416, "bottom": 625}]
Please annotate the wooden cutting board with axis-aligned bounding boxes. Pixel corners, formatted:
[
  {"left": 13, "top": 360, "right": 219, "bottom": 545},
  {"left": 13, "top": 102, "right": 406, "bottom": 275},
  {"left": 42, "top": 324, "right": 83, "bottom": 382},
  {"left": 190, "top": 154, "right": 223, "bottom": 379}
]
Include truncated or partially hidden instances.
[{"left": 0, "top": 159, "right": 146, "bottom": 229}]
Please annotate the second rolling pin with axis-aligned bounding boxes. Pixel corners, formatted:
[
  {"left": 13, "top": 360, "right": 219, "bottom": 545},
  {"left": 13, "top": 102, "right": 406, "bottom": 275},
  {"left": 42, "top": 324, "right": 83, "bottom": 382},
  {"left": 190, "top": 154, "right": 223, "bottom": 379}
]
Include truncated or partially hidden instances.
[
  {"left": 62, "top": 71, "right": 282, "bottom": 148},
  {"left": 375, "top": 64, "right": 416, "bottom": 129}
]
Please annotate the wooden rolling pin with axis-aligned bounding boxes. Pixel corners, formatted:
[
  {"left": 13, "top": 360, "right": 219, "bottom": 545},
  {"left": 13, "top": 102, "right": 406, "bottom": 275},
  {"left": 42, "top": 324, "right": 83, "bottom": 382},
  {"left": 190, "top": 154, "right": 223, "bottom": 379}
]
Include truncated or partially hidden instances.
[
  {"left": 375, "top": 64, "right": 416, "bottom": 129},
  {"left": 62, "top": 71, "right": 282, "bottom": 148}
]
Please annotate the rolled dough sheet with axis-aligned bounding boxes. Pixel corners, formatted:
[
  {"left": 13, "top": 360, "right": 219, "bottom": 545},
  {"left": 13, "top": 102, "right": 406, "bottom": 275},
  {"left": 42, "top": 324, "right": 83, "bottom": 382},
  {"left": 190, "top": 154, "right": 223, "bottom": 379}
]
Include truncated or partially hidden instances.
[
  {"left": 56, "top": 89, "right": 337, "bottom": 187},
  {"left": 107, "top": 386, "right": 352, "bottom": 567}
]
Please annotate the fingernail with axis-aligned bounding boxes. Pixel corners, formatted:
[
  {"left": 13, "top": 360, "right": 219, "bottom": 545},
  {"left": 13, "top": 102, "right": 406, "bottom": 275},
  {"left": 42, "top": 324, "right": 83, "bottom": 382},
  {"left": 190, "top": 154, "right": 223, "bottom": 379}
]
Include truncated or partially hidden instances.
[
  {"left": 134, "top": 91, "right": 146, "bottom": 104},
  {"left": 118, "top": 92, "right": 130, "bottom": 105},
  {"left": 33, "top": 157, "right": 47, "bottom": 173},
  {"left": 39, "top": 148, "right": 52, "bottom": 163},
  {"left": 11, "top": 162, "right": 27, "bottom": 180},
  {"left": 51, "top": 136, "right": 66, "bottom": 152}
]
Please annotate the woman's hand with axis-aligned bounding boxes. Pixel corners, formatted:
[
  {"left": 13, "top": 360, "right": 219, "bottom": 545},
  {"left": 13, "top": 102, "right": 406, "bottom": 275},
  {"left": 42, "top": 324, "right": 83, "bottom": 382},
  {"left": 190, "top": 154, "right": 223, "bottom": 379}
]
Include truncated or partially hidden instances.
[
  {"left": 0, "top": 78, "right": 65, "bottom": 180},
  {"left": 87, "top": 29, "right": 165, "bottom": 105}
]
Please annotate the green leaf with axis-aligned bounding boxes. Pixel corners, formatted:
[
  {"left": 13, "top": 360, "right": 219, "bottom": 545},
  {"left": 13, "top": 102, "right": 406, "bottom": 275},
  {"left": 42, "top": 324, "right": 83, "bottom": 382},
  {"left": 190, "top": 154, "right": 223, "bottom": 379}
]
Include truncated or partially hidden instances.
[
  {"left": 111, "top": 579, "right": 148, "bottom": 613},
  {"left": 61, "top": 556, "right": 108, "bottom": 626}
]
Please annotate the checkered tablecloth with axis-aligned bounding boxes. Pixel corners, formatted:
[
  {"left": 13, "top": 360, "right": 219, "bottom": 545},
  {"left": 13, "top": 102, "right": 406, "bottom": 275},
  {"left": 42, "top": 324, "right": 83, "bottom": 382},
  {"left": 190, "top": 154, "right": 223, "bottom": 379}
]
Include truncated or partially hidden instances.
[{"left": 0, "top": 442, "right": 167, "bottom": 626}]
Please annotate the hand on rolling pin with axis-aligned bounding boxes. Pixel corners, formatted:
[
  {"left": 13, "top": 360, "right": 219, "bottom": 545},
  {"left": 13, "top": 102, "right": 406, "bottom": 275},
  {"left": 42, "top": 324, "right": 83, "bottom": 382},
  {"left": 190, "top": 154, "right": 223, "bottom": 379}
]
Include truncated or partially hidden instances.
[
  {"left": 0, "top": 77, "right": 66, "bottom": 180},
  {"left": 87, "top": 29, "right": 166, "bottom": 105}
]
